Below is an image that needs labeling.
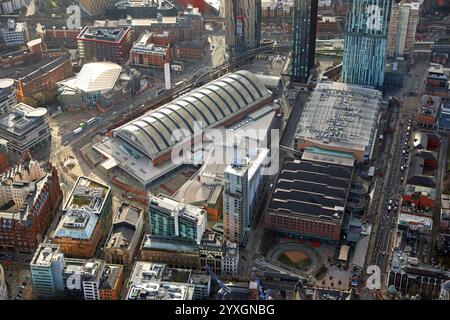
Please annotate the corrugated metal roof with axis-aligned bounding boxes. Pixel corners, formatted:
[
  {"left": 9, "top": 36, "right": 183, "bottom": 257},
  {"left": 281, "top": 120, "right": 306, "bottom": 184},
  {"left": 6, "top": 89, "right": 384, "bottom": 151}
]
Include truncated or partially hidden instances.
[
  {"left": 74, "top": 62, "right": 122, "bottom": 93},
  {"left": 115, "top": 70, "right": 270, "bottom": 159}
]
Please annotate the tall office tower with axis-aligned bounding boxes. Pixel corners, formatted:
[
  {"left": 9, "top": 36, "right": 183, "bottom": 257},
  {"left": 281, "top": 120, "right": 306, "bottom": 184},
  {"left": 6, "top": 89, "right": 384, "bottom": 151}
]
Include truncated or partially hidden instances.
[
  {"left": 342, "top": 0, "right": 393, "bottom": 88},
  {"left": 386, "top": 1, "right": 420, "bottom": 58},
  {"left": 223, "top": 146, "right": 268, "bottom": 244},
  {"left": 224, "top": 0, "right": 262, "bottom": 54},
  {"left": 291, "top": 0, "right": 319, "bottom": 83}
]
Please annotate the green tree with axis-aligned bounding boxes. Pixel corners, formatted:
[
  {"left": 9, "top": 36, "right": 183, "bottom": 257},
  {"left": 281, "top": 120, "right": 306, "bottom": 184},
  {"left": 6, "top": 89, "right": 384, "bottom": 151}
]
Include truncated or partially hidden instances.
[
  {"left": 22, "top": 97, "right": 37, "bottom": 107},
  {"left": 34, "top": 92, "right": 46, "bottom": 106}
]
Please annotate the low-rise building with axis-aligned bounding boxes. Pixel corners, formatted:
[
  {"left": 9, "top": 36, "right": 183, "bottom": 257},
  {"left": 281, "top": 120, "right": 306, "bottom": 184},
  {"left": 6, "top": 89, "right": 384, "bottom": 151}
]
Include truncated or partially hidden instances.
[
  {"left": 37, "top": 25, "right": 82, "bottom": 49},
  {"left": 52, "top": 176, "right": 112, "bottom": 258},
  {"left": 174, "top": 180, "right": 223, "bottom": 220},
  {"left": 77, "top": 26, "right": 133, "bottom": 64},
  {"left": 104, "top": 202, "right": 144, "bottom": 266},
  {"left": 265, "top": 157, "right": 353, "bottom": 242},
  {"left": 62, "top": 258, "right": 105, "bottom": 300},
  {"left": 126, "top": 261, "right": 210, "bottom": 300},
  {"left": 16, "top": 54, "right": 73, "bottom": 102},
  {"left": 417, "top": 95, "right": 442, "bottom": 127},
  {"left": 402, "top": 184, "right": 436, "bottom": 215},
  {"left": 140, "top": 235, "right": 201, "bottom": 270},
  {"left": 406, "top": 155, "right": 436, "bottom": 188},
  {"left": 57, "top": 62, "right": 141, "bottom": 111},
  {"left": 99, "top": 264, "right": 124, "bottom": 300},
  {"left": 177, "top": 40, "right": 205, "bottom": 60},
  {"left": 148, "top": 193, "right": 206, "bottom": 244},
  {"left": 30, "top": 243, "right": 65, "bottom": 298},
  {"left": 316, "top": 15, "right": 338, "bottom": 34},
  {"left": 0, "top": 103, "right": 50, "bottom": 155},
  {"left": 261, "top": 0, "right": 293, "bottom": 17},
  {"left": 93, "top": 7, "right": 204, "bottom": 43},
  {"left": 199, "top": 231, "right": 239, "bottom": 276},
  {"left": 131, "top": 32, "right": 171, "bottom": 69},
  {"left": 388, "top": 249, "right": 448, "bottom": 298},
  {"left": 295, "top": 82, "right": 382, "bottom": 163},
  {"left": 53, "top": 208, "right": 104, "bottom": 259},
  {"left": 0, "top": 158, "right": 62, "bottom": 252},
  {"left": 31, "top": 243, "right": 123, "bottom": 300},
  {"left": 425, "top": 63, "right": 450, "bottom": 98},
  {"left": 0, "top": 38, "right": 43, "bottom": 69},
  {"left": 438, "top": 102, "right": 450, "bottom": 132},
  {"left": 107, "top": 0, "right": 179, "bottom": 19},
  {"left": 0, "top": 19, "right": 28, "bottom": 47},
  {"left": 440, "top": 194, "right": 450, "bottom": 232}
]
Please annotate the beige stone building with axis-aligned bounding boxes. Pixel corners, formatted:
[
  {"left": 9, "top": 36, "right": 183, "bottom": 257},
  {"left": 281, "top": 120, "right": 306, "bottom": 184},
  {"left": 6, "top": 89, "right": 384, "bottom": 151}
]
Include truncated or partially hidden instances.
[{"left": 224, "top": 0, "right": 261, "bottom": 51}]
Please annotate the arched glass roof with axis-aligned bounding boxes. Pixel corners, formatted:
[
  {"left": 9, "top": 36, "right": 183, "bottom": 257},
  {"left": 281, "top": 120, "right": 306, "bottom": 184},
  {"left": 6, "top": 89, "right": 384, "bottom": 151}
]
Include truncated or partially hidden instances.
[{"left": 115, "top": 70, "right": 270, "bottom": 159}]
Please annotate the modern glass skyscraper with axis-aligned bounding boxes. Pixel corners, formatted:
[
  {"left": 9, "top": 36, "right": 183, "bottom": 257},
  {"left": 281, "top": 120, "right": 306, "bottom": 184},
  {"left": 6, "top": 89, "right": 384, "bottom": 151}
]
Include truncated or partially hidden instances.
[
  {"left": 291, "top": 0, "right": 318, "bottom": 83},
  {"left": 342, "top": 0, "right": 393, "bottom": 88}
]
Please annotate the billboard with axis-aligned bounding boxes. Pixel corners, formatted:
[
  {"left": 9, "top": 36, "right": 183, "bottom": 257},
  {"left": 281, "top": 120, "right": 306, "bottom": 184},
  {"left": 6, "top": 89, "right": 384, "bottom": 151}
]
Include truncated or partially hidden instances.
[{"left": 235, "top": 15, "right": 243, "bottom": 36}]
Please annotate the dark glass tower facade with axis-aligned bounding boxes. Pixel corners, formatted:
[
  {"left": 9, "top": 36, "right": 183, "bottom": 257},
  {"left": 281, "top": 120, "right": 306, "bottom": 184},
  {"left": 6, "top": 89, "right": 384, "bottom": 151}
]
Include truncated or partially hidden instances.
[
  {"left": 342, "top": 0, "right": 392, "bottom": 88},
  {"left": 291, "top": 0, "right": 318, "bottom": 83}
]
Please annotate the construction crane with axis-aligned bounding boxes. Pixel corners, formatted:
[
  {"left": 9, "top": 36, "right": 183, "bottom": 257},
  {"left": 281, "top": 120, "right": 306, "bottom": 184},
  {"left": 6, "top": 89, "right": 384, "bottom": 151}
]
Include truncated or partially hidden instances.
[{"left": 205, "top": 265, "right": 232, "bottom": 300}]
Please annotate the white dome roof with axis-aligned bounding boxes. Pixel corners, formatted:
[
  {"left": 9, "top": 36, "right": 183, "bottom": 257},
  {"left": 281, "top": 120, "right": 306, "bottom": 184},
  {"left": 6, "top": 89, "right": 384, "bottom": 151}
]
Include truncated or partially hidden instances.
[{"left": 75, "top": 62, "right": 122, "bottom": 93}]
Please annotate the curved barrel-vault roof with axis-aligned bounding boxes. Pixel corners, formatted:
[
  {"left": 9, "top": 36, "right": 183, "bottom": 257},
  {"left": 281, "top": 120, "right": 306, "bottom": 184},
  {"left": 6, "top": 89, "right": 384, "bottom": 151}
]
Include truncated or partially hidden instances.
[{"left": 115, "top": 70, "right": 270, "bottom": 159}]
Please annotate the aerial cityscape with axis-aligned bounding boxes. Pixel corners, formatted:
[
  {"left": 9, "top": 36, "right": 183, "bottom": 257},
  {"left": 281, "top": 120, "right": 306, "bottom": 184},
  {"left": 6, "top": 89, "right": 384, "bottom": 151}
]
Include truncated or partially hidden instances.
[{"left": 1, "top": 0, "right": 450, "bottom": 304}]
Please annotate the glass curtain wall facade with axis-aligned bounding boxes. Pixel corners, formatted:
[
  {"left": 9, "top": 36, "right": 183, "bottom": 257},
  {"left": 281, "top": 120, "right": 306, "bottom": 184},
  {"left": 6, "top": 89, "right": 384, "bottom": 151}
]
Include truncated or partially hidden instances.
[
  {"left": 291, "top": 0, "right": 318, "bottom": 83},
  {"left": 342, "top": 0, "right": 392, "bottom": 88}
]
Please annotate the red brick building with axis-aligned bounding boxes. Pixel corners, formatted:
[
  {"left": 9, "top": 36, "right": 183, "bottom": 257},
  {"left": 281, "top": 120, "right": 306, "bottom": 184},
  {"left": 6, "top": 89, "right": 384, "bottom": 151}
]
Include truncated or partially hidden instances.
[
  {"left": 0, "top": 38, "right": 43, "bottom": 69},
  {"left": 177, "top": 0, "right": 205, "bottom": 14},
  {"left": 416, "top": 95, "right": 441, "bottom": 128},
  {"left": 0, "top": 159, "right": 62, "bottom": 252},
  {"left": 149, "top": 31, "right": 175, "bottom": 46},
  {"left": 99, "top": 264, "right": 124, "bottom": 300},
  {"left": 16, "top": 54, "right": 73, "bottom": 102},
  {"left": 0, "top": 153, "right": 8, "bottom": 174},
  {"left": 77, "top": 26, "right": 133, "bottom": 64},
  {"left": 38, "top": 26, "right": 82, "bottom": 48},
  {"left": 432, "top": 52, "right": 449, "bottom": 66},
  {"left": 131, "top": 32, "right": 171, "bottom": 69},
  {"left": 402, "top": 184, "right": 436, "bottom": 213},
  {"left": 265, "top": 159, "right": 352, "bottom": 242},
  {"left": 177, "top": 41, "right": 205, "bottom": 60}
]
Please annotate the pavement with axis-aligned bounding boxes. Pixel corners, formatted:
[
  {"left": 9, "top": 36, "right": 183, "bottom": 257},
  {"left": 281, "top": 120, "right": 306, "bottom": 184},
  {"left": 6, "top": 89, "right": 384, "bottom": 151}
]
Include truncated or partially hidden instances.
[{"left": 363, "top": 58, "right": 431, "bottom": 294}]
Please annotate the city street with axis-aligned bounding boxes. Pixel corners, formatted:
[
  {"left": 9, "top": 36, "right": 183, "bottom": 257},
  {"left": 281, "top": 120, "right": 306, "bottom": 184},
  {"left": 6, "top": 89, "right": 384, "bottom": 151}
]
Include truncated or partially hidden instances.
[{"left": 364, "top": 58, "right": 431, "bottom": 293}]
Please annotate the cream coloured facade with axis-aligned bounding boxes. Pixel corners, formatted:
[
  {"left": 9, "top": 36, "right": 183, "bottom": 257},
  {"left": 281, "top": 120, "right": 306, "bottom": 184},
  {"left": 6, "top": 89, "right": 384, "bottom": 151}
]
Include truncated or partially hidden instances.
[
  {"left": 0, "top": 264, "right": 7, "bottom": 300},
  {"left": 224, "top": 0, "right": 261, "bottom": 52},
  {"left": 387, "top": 1, "right": 420, "bottom": 58}
]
